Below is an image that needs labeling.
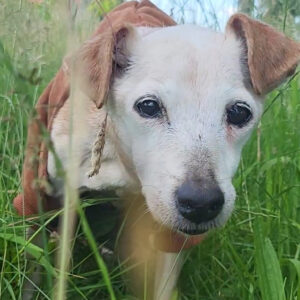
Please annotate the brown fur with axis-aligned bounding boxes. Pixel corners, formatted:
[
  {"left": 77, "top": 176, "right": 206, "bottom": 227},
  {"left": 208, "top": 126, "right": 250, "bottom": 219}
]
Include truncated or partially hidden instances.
[
  {"left": 226, "top": 13, "right": 300, "bottom": 95},
  {"left": 73, "top": 1, "right": 176, "bottom": 109},
  {"left": 13, "top": 0, "right": 175, "bottom": 216}
]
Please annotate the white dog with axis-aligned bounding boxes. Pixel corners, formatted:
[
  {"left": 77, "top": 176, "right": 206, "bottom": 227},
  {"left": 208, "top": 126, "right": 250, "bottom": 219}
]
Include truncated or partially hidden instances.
[{"left": 46, "top": 10, "right": 299, "bottom": 300}]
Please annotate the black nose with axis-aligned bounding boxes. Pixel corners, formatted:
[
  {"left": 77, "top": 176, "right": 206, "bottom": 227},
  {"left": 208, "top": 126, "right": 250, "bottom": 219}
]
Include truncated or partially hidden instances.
[{"left": 176, "top": 180, "right": 224, "bottom": 224}]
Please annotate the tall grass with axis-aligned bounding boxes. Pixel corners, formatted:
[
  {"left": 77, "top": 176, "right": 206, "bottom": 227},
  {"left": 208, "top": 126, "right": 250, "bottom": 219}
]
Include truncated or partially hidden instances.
[{"left": 0, "top": 1, "right": 299, "bottom": 299}]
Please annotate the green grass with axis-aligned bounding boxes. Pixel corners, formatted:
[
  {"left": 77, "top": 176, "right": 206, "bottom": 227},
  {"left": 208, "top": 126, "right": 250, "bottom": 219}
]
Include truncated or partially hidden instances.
[{"left": 0, "top": 1, "right": 299, "bottom": 299}]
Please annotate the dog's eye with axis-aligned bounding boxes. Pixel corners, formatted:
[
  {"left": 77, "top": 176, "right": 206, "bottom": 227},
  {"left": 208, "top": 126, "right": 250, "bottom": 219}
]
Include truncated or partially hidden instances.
[
  {"left": 226, "top": 102, "right": 252, "bottom": 127},
  {"left": 134, "top": 96, "right": 162, "bottom": 118}
]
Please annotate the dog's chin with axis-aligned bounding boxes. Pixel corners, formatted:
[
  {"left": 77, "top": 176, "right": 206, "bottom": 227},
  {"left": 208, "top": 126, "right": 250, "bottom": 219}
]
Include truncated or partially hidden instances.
[
  {"left": 149, "top": 211, "right": 223, "bottom": 236},
  {"left": 176, "top": 227, "right": 208, "bottom": 235}
]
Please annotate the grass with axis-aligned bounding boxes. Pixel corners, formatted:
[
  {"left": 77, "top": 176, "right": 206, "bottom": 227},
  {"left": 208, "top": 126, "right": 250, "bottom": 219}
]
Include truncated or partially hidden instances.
[{"left": 0, "top": 1, "right": 299, "bottom": 299}]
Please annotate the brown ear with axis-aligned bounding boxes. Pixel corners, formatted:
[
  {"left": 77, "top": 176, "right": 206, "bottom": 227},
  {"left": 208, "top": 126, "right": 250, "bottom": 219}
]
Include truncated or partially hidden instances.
[
  {"left": 67, "top": 0, "right": 176, "bottom": 109},
  {"left": 73, "top": 25, "right": 133, "bottom": 109},
  {"left": 226, "top": 13, "right": 300, "bottom": 95}
]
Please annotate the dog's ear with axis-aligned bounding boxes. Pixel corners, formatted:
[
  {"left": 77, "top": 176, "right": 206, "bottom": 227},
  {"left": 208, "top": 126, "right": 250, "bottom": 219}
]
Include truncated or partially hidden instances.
[
  {"left": 62, "top": 0, "right": 176, "bottom": 109},
  {"left": 69, "top": 25, "right": 137, "bottom": 109},
  {"left": 226, "top": 14, "right": 300, "bottom": 95}
]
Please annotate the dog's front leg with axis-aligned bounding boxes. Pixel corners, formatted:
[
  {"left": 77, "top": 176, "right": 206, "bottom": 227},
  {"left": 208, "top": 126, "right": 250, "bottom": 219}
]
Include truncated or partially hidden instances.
[{"left": 153, "top": 251, "right": 184, "bottom": 300}]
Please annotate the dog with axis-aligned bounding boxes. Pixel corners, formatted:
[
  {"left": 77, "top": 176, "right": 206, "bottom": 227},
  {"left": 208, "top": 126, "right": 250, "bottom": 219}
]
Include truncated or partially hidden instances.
[
  {"left": 16, "top": 1, "right": 300, "bottom": 299},
  {"left": 49, "top": 16, "right": 299, "bottom": 235},
  {"left": 48, "top": 15, "right": 299, "bottom": 300}
]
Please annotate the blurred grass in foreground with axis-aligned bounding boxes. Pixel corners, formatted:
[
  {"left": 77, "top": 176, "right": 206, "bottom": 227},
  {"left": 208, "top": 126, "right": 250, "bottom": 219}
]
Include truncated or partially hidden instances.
[{"left": 0, "top": 1, "right": 299, "bottom": 299}]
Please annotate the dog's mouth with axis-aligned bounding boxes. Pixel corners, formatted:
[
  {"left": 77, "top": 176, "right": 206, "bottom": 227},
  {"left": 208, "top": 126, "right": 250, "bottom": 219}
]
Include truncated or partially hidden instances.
[{"left": 174, "top": 214, "right": 221, "bottom": 236}]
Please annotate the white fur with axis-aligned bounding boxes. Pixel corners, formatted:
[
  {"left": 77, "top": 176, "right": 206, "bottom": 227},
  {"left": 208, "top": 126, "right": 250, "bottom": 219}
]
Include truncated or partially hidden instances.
[
  {"left": 49, "top": 24, "right": 263, "bottom": 233},
  {"left": 46, "top": 23, "right": 266, "bottom": 300}
]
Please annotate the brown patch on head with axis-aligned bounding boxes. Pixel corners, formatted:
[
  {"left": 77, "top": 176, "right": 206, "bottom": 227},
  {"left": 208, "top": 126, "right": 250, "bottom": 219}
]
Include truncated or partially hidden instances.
[{"left": 226, "top": 13, "right": 300, "bottom": 95}]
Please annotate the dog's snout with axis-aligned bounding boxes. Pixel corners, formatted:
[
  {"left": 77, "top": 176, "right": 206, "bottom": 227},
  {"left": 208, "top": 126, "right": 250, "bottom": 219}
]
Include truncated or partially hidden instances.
[{"left": 176, "top": 180, "right": 224, "bottom": 224}]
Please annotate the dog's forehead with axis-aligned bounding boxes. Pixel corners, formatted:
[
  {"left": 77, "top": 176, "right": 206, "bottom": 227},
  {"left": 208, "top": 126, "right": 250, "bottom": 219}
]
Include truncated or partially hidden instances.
[{"left": 130, "top": 25, "right": 245, "bottom": 102}]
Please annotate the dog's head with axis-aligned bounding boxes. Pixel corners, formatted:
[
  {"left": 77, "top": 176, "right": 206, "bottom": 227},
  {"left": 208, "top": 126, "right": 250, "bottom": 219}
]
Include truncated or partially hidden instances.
[{"left": 81, "top": 14, "right": 299, "bottom": 235}]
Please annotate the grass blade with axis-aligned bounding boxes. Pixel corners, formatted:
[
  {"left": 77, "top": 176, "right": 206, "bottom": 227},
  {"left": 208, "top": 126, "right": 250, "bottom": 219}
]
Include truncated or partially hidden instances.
[{"left": 254, "top": 219, "right": 286, "bottom": 300}]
